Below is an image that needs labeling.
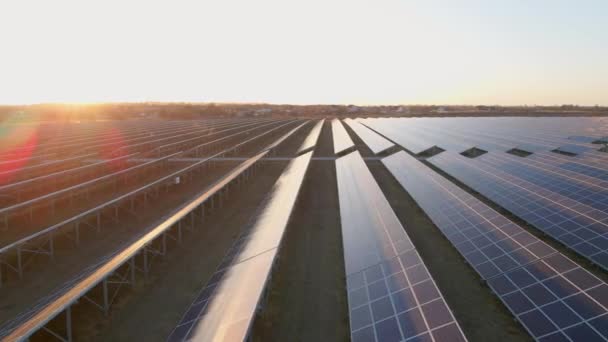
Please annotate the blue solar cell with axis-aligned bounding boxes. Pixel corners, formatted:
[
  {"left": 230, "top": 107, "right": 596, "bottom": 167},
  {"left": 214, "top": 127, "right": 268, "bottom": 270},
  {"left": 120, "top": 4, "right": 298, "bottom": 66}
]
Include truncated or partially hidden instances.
[
  {"left": 487, "top": 275, "right": 517, "bottom": 295},
  {"left": 352, "top": 326, "right": 376, "bottom": 342},
  {"left": 592, "top": 252, "right": 608, "bottom": 269},
  {"left": 350, "top": 287, "right": 370, "bottom": 308},
  {"left": 421, "top": 300, "right": 454, "bottom": 329},
  {"left": 538, "top": 332, "right": 570, "bottom": 342},
  {"left": 507, "top": 268, "right": 537, "bottom": 287},
  {"left": 371, "top": 296, "right": 395, "bottom": 322},
  {"left": 564, "top": 294, "right": 604, "bottom": 319},
  {"left": 351, "top": 305, "right": 374, "bottom": 330},
  {"left": 432, "top": 323, "right": 468, "bottom": 342},
  {"left": 589, "top": 315, "right": 608, "bottom": 337},
  {"left": 541, "top": 301, "right": 582, "bottom": 328},
  {"left": 392, "top": 288, "right": 417, "bottom": 313},
  {"left": 564, "top": 323, "right": 605, "bottom": 342},
  {"left": 587, "top": 285, "right": 608, "bottom": 308},
  {"left": 503, "top": 291, "right": 535, "bottom": 314},
  {"left": 397, "top": 309, "right": 427, "bottom": 338},
  {"left": 412, "top": 280, "right": 441, "bottom": 304},
  {"left": 369, "top": 280, "right": 390, "bottom": 301},
  {"left": 519, "top": 309, "right": 557, "bottom": 337},
  {"left": 375, "top": 317, "right": 402, "bottom": 342},
  {"left": 523, "top": 284, "right": 557, "bottom": 306}
]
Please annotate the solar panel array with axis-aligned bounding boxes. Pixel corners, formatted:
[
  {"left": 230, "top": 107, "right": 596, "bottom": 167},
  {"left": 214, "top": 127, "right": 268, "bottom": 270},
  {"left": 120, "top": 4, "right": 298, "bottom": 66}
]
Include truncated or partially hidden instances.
[
  {"left": 361, "top": 117, "right": 608, "bottom": 156},
  {"left": 428, "top": 152, "right": 608, "bottom": 270},
  {"left": 527, "top": 151, "right": 608, "bottom": 182},
  {"left": 478, "top": 153, "right": 608, "bottom": 213},
  {"left": 336, "top": 151, "right": 466, "bottom": 342},
  {"left": 382, "top": 151, "right": 608, "bottom": 341},
  {"left": 343, "top": 118, "right": 395, "bottom": 154},
  {"left": 167, "top": 151, "right": 313, "bottom": 342},
  {"left": 0, "top": 119, "right": 314, "bottom": 341},
  {"left": 332, "top": 119, "right": 355, "bottom": 155},
  {"left": 2, "top": 115, "right": 608, "bottom": 342}
]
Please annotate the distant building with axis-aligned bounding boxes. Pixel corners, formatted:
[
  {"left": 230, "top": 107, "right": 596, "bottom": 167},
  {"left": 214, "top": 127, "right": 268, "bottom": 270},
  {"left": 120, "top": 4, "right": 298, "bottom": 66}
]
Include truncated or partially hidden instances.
[
  {"left": 347, "top": 105, "right": 360, "bottom": 113},
  {"left": 255, "top": 108, "right": 272, "bottom": 116}
]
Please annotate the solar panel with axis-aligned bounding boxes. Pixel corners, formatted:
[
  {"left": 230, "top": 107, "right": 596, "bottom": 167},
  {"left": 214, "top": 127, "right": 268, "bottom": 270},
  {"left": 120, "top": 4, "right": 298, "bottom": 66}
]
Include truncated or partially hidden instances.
[
  {"left": 477, "top": 153, "right": 608, "bottom": 212},
  {"left": 0, "top": 149, "right": 273, "bottom": 341},
  {"left": 569, "top": 136, "right": 600, "bottom": 144},
  {"left": 527, "top": 152, "right": 608, "bottom": 182},
  {"left": 554, "top": 144, "right": 597, "bottom": 156},
  {"left": 343, "top": 119, "right": 395, "bottom": 154},
  {"left": 531, "top": 151, "right": 606, "bottom": 181},
  {"left": 558, "top": 162, "right": 608, "bottom": 181},
  {"left": 360, "top": 118, "right": 434, "bottom": 155},
  {"left": 361, "top": 117, "right": 608, "bottom": 156},
  {"left": 385, "top": 119, "right": 510, "bottom": 153},
  {"left": 168, "top": 249, "right": 275, "bottom": 342},
  {"left": 336, "top": 151, "right": 466, "bottom": 342},
  {"left": 332, "top": 119, "right": 355, "bottom": 155},
  {"left": 298, "top": 119, "right": 324, "bottom": 153},
  {"left": 428, "top": 152, "right": 608, "bottom": 270},
  {"left": 382, "top": 151, "right": 608, "bottom": 341},
  {"left": 166, "top": 151, "right": 313, "bottom": 342}
]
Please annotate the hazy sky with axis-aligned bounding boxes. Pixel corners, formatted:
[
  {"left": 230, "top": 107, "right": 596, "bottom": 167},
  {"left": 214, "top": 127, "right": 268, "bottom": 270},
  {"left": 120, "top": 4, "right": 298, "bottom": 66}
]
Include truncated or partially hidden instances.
[{"left": 1, "top": 0, "right": 607, "bottom": 105}]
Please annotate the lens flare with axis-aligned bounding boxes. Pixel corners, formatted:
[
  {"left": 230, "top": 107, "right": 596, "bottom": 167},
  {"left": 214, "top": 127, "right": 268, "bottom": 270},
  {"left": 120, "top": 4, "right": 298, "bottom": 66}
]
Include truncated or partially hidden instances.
[{"left": 0, "top": 125, "right": 39, "bottom": 185}]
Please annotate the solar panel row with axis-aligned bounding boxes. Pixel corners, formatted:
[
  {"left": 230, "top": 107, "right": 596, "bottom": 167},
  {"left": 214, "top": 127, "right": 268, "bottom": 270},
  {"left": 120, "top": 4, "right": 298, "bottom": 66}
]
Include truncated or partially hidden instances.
[
  {"left": 0, "top": 120, "right": 306, "bottom": 340},
  {"left": 0, "top": 119, "right": 223, "bottom": 161},
  {"left": 360, "top": 117, "right": 608, "bottom": 156},
  {"left": 343, "top": 119, "right": 395, "bottom": 154},
  {"left": 477, "top": 153, "right": 608, "bottom": 213},
  {"left": 332, "top": 119, "right": 355, "bottom": 155},
  {"left": 360, "top": 118, "right": 457, "bottom": 155},
  {"left": 528, "top": 152, "right": 608, "bottom": 182},
  {"left": 569, "top": 136, "right": 603, "bottom": 144},
  {"left": 0, "top": 148, "right": 273, "bottom": 341},
  {"left": 521, "top": 151, "right": 608, "bottom": 182},
  {"left": 0, "top": 120, "right": 303, "bottom": 286},
  {"left": 167, "top": 151, "right": 313, "bottom": 342},
  {"left": 298, "top": 119, "right": 324, "bottom": 154},
  {"left": 0, "top": 119, "right": 270, "bottom": 185},
  {"left": 336, "top": 151, "right": 466, "bottom": 342},
  {"left": 428, "top": 152, "right": 608, "bottom": 270},
  {"left": 382, "top": 151, "right": 608, "bottom": 341}
]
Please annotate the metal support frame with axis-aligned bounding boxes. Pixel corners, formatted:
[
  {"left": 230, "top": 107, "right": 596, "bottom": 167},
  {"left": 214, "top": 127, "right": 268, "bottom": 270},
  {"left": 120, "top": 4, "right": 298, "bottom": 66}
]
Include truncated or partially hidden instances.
[
  {"left": 40, "top": 306, "right": 73, "bottom": 342},
  {"left": 3, "top": 151, "right": 268, "bottom": 340}
]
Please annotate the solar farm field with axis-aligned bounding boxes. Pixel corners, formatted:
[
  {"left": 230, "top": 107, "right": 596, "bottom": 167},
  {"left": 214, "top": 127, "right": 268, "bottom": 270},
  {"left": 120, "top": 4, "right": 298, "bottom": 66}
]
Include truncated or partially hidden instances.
[{"left": 0, "top": 117, "right": 607, "bottom": 342}]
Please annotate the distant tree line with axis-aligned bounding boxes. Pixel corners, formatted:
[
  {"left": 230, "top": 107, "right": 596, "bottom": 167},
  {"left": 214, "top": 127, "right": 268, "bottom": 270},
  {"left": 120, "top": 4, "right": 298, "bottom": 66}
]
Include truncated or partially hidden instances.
[{"left": 0, "top": 103, "right": 607, "bottom": 122}]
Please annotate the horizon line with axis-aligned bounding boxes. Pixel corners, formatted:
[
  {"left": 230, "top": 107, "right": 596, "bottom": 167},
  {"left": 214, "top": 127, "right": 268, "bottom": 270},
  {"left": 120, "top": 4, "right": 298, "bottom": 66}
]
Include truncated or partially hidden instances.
[{"left": 1, "top": 101, "right": 607, "bottom": 108}]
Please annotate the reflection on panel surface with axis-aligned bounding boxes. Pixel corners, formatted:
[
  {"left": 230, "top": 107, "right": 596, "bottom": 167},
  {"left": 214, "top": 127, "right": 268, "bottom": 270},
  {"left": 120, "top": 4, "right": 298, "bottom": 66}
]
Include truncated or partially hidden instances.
[
  {"left": 332, "top": 119, "right": 355, "bottom": 155},
  {"left": 298, "top": 119, "right": 324, "bottom": 153},
  {"left": 361, "top": 117, "right": 608, "bottom": 156},
  {"left": 336, "top": 151, "right": 466, "bottom": 342},
  {"left": 167, "top": 151, "right": 313, "bottom": 342},
  {"left": 344, "top": 118, "right": 394, "bottom": 154}
]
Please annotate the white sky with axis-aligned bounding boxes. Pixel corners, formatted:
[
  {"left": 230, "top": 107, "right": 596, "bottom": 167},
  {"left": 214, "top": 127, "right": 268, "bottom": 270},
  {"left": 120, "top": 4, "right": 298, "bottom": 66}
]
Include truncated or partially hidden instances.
[{"left": 1, "top": 0, "right": 607, "bottom": 105}]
